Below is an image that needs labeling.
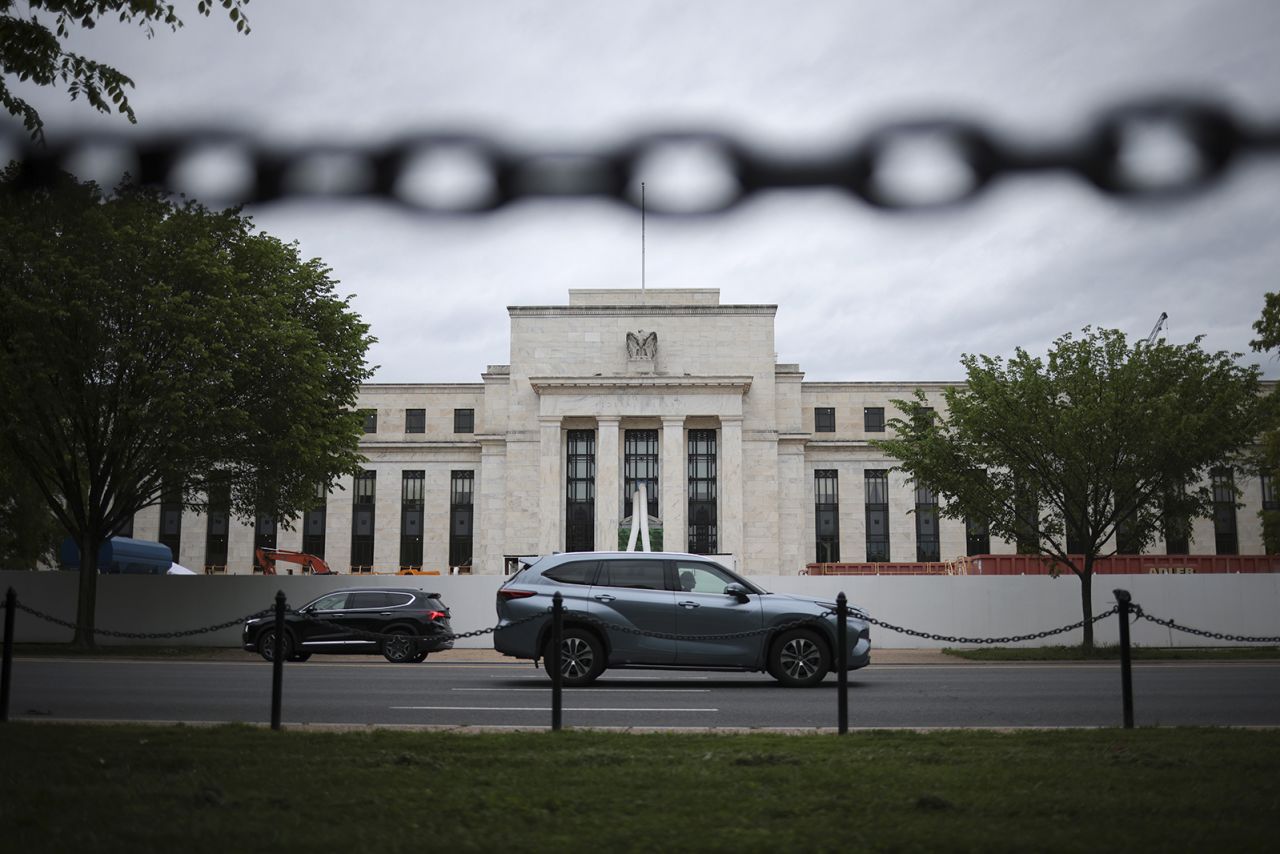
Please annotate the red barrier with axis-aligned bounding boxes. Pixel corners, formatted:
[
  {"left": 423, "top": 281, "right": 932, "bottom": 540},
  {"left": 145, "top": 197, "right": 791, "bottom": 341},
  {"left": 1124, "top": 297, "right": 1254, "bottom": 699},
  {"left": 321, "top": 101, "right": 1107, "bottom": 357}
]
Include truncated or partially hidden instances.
[{"left": 803, "top": 554, "right": 1280, "bottom": 576}]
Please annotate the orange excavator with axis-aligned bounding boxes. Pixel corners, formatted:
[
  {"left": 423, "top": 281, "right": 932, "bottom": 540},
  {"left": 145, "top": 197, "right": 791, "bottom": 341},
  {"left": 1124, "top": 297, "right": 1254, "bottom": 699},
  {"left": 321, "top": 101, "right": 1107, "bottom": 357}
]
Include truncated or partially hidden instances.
[{"left": 255, "top": 547, "right": 334, "bottom": 575}]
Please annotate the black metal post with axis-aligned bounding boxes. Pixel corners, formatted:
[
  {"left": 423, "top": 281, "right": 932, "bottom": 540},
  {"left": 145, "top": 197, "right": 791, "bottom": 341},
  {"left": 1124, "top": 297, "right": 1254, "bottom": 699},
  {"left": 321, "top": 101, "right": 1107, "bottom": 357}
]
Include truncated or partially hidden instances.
[
  {"left": 1, "top": 588, "right": 15, "bottom": 723},
  {"left": 551, "top": 592, "right": 563, "bottom": 732},
  {"left": 271, "top": 590, "right": 286, "bottom": 731},
  {"left": 836, "top": 591, "right": 848, "bottom": 735},
  {"left": 1114, "top": 589, "right": 1134, "bottom": 729}
]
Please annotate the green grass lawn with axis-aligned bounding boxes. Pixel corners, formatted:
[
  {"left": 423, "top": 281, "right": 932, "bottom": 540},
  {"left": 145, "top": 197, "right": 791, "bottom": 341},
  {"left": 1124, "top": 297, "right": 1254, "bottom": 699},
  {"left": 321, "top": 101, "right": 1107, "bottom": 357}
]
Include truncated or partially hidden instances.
[
  {"left": 943, "top": 645, "right": 1280, "bottom": 662},
  {"left": 2, "top": 724, "right": 1277, "bottom": 853}
]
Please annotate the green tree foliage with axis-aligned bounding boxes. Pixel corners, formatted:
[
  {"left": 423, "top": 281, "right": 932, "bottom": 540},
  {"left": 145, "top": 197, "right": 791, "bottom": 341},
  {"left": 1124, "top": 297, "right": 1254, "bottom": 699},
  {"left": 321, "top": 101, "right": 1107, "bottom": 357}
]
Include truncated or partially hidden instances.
[
  {"left": 0, "top": 444, "right": 62, "bottom": 569},
  {"left": 1251, "top": 291, "right": 1280, "bottom": 552},
  {"left": 874, "top": 328, "right": 1263, "bottom": 649},
  {"left": 0, "top": 168, "right": 374, "bottom": 645},
  {"left": 1, "top": 0, "right": 249, "bottom": 141}
]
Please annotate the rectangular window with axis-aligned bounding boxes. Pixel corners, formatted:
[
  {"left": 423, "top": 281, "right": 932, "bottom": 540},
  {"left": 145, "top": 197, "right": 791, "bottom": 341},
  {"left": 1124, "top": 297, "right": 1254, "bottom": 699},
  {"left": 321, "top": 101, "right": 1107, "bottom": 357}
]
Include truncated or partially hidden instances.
[
  {"left": 302, "top": 482, "right": 327, "bottom": 559},
  {"left": 350, "top": 470, "right": 376, "bottom": 571},
  {"left": 1014, "top": 485, "right": 1039, "bottom": 555},
  {"left": 361, "top": 409, "right": 378, "bottom": 434},
  {"left": 814, "top": 470, "right": 840, "bottom": 563},
  {"left": 253, "top": 512, "right": 277, "bottom": 573},
  {"left": 204, "top": 480, "right": 231, "bottom": 571},
  {"left": 864, "top": 407, "right": 885, "bottom": 433},
  {"left": 1115, "top": 489, "right": 1141, "bottom": 554},
  {"left": 454, "top": 408, "right": 475, "bottom": 434},
  {"left": 1065, "top": 515, "right": 1087, "bottom": 555},
  {"left": 405, "top": 408, "right": 426, "bottom": 434},
  {"left": 1164, "top": 504, "right": 1190, "bottom": 555},
  {"left": 400, "top": 470, "right": 425, "bottom": 569},
  {"left": 450, "top": 470, "right": 475, "bottom": 566},
  {"left": 912, "top": 405, "right": 936, "bottom": 429},
  {"left": 624, "top": 429, "right": 659, "bottom": 521},
  {"left": 1262, "top": 472, "right": 1279, "bottom": 512},
  {"left": 1212, "top": 467, "right": 1238, "bottom": 555},
  {"left": 688, "top": 430, "right": 718, "bottom": 554},
  {"left": 158, "top": 483, "right": 182, "bottom": 561},
  {"left": 565, "top": 431, "right": 595, "bottom": 552},
  {"left": 865, "top": 469, "right": 889, "bottom": 562},
  {"left": 814, "top": 407, "right": 835, "bottom": 433},
  {"left": 965, "top": 515, "right": 990, "bottom": 556},
  {"left": 914, "top": 482, "right": 940, "bottom": 562}
]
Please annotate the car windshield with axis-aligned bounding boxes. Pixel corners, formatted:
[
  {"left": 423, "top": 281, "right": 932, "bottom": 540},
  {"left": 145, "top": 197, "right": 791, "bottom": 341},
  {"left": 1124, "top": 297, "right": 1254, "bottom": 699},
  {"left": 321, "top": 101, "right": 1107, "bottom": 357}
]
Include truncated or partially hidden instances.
[{"left": 306, "top": 591, "right": 349, "bottom": 611}]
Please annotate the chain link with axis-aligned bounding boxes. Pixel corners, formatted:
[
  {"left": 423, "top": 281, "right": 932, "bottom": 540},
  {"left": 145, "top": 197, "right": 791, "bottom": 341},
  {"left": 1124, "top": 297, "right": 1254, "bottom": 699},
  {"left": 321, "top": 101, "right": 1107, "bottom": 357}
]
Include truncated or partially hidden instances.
[
  {"left": 856, "top": 606, "right": 1120, "bottom": 645},
  {"left": 5, "top": 96, "right": 1278, "bottom": 213},
  {"left": 1132, "top": 605, "right": 1280, "bottom": 645}
]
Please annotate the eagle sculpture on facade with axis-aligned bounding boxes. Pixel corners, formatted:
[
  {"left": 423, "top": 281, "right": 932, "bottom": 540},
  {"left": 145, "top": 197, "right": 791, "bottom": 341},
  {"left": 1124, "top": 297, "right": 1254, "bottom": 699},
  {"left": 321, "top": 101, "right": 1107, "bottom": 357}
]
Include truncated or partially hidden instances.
[{"left": 626, "top": 329, "right": 658, "bottom": 360}]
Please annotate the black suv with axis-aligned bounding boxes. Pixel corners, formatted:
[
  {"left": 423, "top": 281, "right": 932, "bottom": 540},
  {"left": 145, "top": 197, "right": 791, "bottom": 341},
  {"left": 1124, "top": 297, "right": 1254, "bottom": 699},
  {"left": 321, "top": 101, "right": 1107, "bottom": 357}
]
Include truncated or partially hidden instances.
[{"left": 243, "top": 587, "right": 454, "bottom": 663}]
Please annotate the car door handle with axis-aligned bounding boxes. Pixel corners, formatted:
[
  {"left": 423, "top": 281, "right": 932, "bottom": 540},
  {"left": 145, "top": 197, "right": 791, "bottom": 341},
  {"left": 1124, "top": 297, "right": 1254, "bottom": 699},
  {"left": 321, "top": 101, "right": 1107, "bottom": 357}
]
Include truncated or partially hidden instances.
[
  {"left": 593, "top": 594, "right": 616, "bottom": 602},
  {"left": 678, "top": 601, "right": 700, "bottom": 609},
  {"left": 379, "top": 612, "right": 392, "bottom": 616}
]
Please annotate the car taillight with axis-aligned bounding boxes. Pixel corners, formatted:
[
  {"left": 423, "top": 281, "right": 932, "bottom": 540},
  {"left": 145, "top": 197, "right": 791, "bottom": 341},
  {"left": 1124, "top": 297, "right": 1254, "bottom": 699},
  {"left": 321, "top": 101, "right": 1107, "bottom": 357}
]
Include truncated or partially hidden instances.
[
  {"left": 498, "top": 589, "right": 536, "bottom": 600},
  {"left": 428, "top": 610, "right": 447, "bottom": 620}
]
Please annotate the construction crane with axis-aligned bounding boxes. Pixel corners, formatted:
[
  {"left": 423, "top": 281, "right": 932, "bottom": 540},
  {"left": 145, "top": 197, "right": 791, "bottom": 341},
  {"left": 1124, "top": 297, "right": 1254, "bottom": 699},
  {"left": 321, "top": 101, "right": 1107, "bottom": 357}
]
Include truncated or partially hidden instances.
[
  {"left": 1145, "top": 312, "right": 1168, "bottom": 346},
  {"left": 255, "top": 547, "right": 333, "bottom": 575}
]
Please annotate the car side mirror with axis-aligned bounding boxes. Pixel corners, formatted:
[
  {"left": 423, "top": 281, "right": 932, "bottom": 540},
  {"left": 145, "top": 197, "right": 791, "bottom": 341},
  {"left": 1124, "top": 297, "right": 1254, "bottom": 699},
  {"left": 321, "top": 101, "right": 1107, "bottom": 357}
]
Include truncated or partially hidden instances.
[{"left": 723, "top": 583, "right": 750, "bottom": 602}]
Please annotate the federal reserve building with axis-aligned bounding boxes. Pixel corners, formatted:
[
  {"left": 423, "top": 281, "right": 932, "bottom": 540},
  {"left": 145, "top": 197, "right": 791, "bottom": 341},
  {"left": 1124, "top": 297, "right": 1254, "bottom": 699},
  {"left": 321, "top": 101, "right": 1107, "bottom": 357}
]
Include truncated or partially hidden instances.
[{"left": 125, "top": 288, "right": 1268, "bottom": 575}]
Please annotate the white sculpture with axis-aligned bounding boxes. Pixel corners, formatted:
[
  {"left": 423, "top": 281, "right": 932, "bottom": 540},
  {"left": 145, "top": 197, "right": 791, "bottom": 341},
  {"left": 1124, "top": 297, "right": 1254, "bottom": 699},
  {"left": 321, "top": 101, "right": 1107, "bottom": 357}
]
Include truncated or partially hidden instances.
[{"left": 626, "top": 329, "right": 657, "bottom": 360}]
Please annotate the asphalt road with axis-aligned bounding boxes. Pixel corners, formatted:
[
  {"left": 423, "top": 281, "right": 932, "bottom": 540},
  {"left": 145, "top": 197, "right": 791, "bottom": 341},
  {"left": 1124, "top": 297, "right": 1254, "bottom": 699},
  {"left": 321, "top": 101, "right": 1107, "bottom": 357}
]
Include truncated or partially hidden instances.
[{"left": 8, "top": 656, "right": 1280, "bottom": 729}]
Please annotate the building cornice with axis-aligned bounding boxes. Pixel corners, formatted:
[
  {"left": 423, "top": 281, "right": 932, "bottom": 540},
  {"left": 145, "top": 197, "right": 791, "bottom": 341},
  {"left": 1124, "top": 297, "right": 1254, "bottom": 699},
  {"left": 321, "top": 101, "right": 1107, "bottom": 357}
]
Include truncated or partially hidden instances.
[
  {"left": 528, "top": 375, "right": 753, "bottom": 394},
  {"left": 510, "top": 305, "right": 777, "bottom": 318}
]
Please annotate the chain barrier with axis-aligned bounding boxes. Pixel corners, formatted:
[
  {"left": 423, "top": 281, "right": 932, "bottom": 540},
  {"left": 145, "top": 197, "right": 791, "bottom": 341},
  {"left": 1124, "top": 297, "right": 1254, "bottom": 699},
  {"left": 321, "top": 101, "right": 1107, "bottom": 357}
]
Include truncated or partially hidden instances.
[
  {"left": 1133, "top": 605, "right": 1280, "bottom": 645},
  {"left": 856, "top": 606, "right": 1120, "bottom": 646},
  {"left": 5, "top": 96, "right": 1280, "bottom": 213},
  {"left": 13, "top": 601, "right": 273, "bottom": 640}
]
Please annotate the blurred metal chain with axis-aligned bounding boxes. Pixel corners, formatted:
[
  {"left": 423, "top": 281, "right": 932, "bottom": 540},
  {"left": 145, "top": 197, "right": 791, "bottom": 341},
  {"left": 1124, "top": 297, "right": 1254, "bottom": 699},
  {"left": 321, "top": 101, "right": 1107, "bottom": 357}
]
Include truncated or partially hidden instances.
[
  {"left": 14, "top": 601, "right": 272, "bottom": 640},
  {"left": 1133, "top": 605, "right": 1280, "bottom": 644},
  {"left": 860, "top": 606, "right": 1118, "bottom": 645},
  {"left": 4, "top": 96, "right": 1279, "bottom": 214}
]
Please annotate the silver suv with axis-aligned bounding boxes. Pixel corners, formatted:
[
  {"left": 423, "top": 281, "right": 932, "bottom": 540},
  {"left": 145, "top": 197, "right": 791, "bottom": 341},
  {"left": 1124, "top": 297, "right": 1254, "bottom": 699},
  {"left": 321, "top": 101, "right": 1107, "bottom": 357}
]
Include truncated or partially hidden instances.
[{"left": 494, "top": 551, "right": 870, "bottom": 687}]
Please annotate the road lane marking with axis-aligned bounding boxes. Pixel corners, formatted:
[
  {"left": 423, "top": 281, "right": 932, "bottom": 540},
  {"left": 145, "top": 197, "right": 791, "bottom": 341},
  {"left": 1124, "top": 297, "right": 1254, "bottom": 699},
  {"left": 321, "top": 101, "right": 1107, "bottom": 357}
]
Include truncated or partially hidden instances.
[
  {"left": 453, "top": 687, "right": 710, "bottom": 693},
  {"left": 391, "top": 706, "right": 719, "bottom": 712}
]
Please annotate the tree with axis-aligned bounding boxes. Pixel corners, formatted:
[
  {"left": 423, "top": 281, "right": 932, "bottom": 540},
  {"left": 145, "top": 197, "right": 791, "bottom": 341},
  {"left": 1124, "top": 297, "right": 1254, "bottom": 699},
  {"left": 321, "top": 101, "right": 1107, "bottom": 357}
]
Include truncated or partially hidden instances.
[
  {"left": 0, "top": 167, "right": 374, "bottom": 646},
  {"left": 874, "top": 327, "right": 1264, "bottom": 650},
  {"left": 1251, "top": 291, "right": 1280, "bottom": 552},
  {"left": 1, "top": 0, "right": 249, "bottom": 142},
  {"left": 0, "top": 444, "right": 62, "bottom": 569}
]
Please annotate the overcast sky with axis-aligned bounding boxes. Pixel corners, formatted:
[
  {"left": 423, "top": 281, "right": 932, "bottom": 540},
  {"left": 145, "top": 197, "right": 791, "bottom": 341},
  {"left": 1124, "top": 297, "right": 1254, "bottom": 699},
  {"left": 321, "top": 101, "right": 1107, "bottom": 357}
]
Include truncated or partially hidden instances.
[{"left": 10, "top": 0, "right": 1280, "bottom": 382}]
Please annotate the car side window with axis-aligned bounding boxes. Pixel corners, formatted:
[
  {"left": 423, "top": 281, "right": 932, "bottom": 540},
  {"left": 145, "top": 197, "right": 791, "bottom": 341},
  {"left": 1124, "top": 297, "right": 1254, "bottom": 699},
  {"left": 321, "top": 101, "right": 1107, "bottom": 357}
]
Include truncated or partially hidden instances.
[
  {"left": 348, "top": 591, "right": 391, "bottom": 609},
  {"left": 310, "top": 592, "right": 349, "bottom": 611},
  {"left": 598, "top": 559, "right": 668, "bottom": 590},
  {"left": 542, "top": 560, "right": 599, "bottom": 585},
  {"left": 675, "top": 561, "right": 739, "bottom": 595}
]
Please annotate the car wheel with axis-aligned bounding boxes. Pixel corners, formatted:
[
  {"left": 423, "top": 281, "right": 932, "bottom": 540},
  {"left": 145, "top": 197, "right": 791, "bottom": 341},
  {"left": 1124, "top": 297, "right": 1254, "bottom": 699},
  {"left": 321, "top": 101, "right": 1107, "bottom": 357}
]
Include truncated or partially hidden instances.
[
  {"left": 382, "top": 628, "right": 419, "bottom": 663},
  {"left": 258, "top": 628, "right": 294, "bottom": 663},
  {"left": 410, "top": 651, "right": 428, "bottom": 663},
  {"left": 288, "top": 651, "right": 312, "bottom": 662},
  {"left": 769, "top": 628, "right": 830, "bottom": 687},
  {"left": 543, "top": 628, "right": 606, "bottom": 687}
]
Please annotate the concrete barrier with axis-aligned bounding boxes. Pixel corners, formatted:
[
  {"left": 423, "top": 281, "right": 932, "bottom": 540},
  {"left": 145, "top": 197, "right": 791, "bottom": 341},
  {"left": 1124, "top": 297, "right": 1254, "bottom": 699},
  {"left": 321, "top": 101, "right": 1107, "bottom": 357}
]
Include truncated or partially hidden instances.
[{"left": 1, "top": 570, "right": 1277, "bottom": 649}]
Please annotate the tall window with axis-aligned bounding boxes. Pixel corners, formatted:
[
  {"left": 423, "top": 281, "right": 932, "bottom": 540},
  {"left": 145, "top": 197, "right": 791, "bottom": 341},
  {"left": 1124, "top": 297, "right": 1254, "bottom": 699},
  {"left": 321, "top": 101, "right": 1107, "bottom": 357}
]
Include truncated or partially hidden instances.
[
  {"left": 814, "top": 407, "right": 835, "bottom": 433},
  {"left": 864, "top": 407, "right": 885, "bottom": 433},
  {"left": 1014, "top": 485, "right": 1039, "bottom": 555},
  {"left": 350, "top": 470, "right": 376, "bottom": 571},
  {"left": 1115, "top": 489, "right": 1141, "bottom": 554},
  {"left": 814, "top": 470, "right": 840, "bottom": 563},
  {"left": 865, "top": 469, "right": 889, "bottom": 562},
  {"left": 1164, "top": 500, "right": 1191, "bottom": 555},
  {"left": 253, "top": 512, "right": 277, "bottom": 573},
  {"left": 158, "top": 482, "right": 182, "bottom": 561},
  {"left": 1262, "top": 472, "right": 1278, "bottom": 512},
  {"left": 204, "top": 480, "right": 231, "bottom": 571},
  {"left": 302, "top": 482, "right": 327, "bottom": 558},
  {"left": 914, "top": 482, "right": 940, "bottom": 562},
  {"left": 361, "top": 409, "right": 378, "bottom": 434},
  {"left": 565, "top": 431, "right": 595, "bottom": 552},
  {"left": 450, "top": 470, "right": 475, "bottom": 566},
  {"left": 688, "top": 429, "right": 718, "bottom": 554},
  {"left": 405, "top": 408, "right": 426, "bottom": 433},
  {"left": 1065, "top": 514, "right": 1087, "bottom": 555},
  {"left": 624, "top": 429, "right": 659, "bottom": 521},
  {"left": 1212, "top": 467, "right": 1238, "bottom": 555},
  {"left": 454, "top": 408, "right": 474, "bottom": 433},
  {"left": 400, "top": 470, "right": 425, "bottom": 569}
]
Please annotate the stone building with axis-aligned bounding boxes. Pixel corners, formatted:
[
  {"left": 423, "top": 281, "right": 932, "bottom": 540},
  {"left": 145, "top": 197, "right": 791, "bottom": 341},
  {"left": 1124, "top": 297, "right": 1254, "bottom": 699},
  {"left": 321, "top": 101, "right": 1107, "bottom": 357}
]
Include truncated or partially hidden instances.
[{"left": 126, "top": 288, "right": 1268, "bottom": 574}]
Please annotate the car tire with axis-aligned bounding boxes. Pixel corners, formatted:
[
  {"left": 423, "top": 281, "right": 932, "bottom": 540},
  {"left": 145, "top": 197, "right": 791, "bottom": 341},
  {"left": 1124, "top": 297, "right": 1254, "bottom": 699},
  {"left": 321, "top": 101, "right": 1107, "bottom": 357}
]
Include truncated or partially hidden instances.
[
  {"left": 288, "top": 651, "right": 312, "bottom": 662},
  {"left": 381, "top": 628, "right": 419, "bottom": 663},
  {"left": 258, "top": 628, "right": 294, "bottom": 663},
  {"left": 543, "top": 628, "right": 606, "bottom": 687},
  {"left": 769, "top": 628, "right": 830, "bottom": 687},
  {"left": 410, "top": 651, "right": 429, "bottom": 663}
]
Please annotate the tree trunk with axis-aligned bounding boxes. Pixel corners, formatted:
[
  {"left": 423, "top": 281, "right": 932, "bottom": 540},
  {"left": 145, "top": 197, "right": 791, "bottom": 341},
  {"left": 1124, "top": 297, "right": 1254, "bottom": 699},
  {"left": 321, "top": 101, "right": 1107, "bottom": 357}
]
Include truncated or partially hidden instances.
[
  {"left": 1078, "top": 558, "right": 1095, "bottom": 652},
  {"left": 73, "top": 531, "right": 100, "bottom": 649}
]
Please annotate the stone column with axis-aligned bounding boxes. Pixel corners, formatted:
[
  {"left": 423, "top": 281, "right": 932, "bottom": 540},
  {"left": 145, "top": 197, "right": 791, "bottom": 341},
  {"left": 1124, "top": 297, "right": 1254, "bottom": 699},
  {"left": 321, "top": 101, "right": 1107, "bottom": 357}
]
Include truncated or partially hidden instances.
[
  {"left": 720, "top": 416, "right": 744, "bottom": 566},
  {"left": 661, "top": 416, "right": 686, "bottom": 553},
  {"left": 595, "top": 416, "right": 621, "bottom": 552},
  {"left": 539, "top": 416, "right": 563, "bottom": 554},
  {"left": 476, "top": 439, "right": 507, "bottom": 574}
]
